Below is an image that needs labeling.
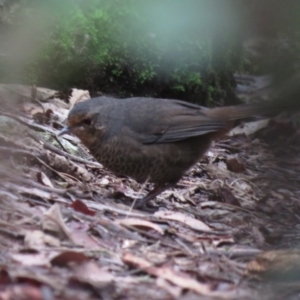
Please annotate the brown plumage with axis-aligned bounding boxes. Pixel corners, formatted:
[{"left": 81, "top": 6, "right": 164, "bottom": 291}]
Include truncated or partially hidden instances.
[{"left": 59, "top": 96, "right": 297, "bottom": 210}]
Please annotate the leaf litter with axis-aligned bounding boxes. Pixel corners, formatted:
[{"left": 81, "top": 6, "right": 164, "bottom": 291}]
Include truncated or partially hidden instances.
[{"left": 0, "top": 84, "right": 299, "bottom": 299}]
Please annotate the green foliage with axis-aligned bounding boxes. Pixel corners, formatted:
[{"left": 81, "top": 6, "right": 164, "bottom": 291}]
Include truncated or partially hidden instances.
[{"left": 0, "top": 0, "right": 246, "bottom": 105}]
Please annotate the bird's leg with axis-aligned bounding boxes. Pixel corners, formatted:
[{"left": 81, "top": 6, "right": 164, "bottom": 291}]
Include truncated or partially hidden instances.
[{"left": 134, "top": 183, "right": 175, "bottom": 209}]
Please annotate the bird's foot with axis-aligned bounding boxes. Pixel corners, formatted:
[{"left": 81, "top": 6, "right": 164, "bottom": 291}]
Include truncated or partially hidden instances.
[{"left": 133, "top": 183, "right": 174, "bottom": 211}]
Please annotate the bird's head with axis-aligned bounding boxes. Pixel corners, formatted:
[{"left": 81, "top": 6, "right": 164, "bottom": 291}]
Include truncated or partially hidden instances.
[{"left": 58, "top": 99, "right": 106, "bottom": 147}]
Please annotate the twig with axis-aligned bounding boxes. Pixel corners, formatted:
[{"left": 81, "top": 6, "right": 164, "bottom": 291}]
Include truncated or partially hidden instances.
[{"left": 29, "top": 132, "right": 102, "bottom": 168}]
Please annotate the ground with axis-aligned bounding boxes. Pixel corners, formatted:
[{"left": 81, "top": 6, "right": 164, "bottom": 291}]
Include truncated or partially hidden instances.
[{"left": 0, "top": 85, "right": 300, "bottom": 300}]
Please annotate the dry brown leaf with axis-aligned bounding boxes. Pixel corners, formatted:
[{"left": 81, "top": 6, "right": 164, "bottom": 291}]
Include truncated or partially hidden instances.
[
  {"left": 41, "top": 101, "right": 69, "bottom": 122},
  {"left": 42, "top": 204, "right": 99, "bottom": 248},
  {"left": 68, "top": 228, "right": 100, "bottom": 248},
  {"left": 11, "top": 252, "right": 51, "bottom": 267},
  {"left": 15, "top": 185, "right": 68, "bottom": 204},
  {"left": 24, "top": 230, "right": 60, "bottom": 248},
  {"left": 74, "top": 261, "right": 114, "bottom": 287},
  {"left": 7, "top": 268, "right": 63, "bottom": 290},
  {"left": 23, "top": 102, "right": 43, "bottom": 115},
  {"left": 154, "top": 211, "right": 211, "bottom": 232},
  {"left": 116, "top": 218, "right": 164, "bottom": 235},
  {"left": 122, "top": 253, "right": 211, "bottom": 295},
  {"left": 51, "top": 251, "right": 89, "bottom": 266},
  {"left": 228, "top": 119, "right": 269, "bottom": 136},
  {"left": 86, "top": 201, "right": 146, "bottom": 217},
  {"left": 0, "top": 284, "right": 44, "bottom": 300},
  {"left": 156, "top": 277, "right": 182, "bottom": 298},
  {"left": 226, "top": 158, "right": 246, "bottom": 173},
  {"left": 220, "top": 187, "right": 240, "bottom": 206},
  {"left": 36, "top": 171, "right": 54, "bottom": 188},
  {"left": 122, "top": 239, "right": 138, "bottom": 249},
  {"left": 42, "top": 204, "right": 73, "bottom": 240},
  {"left": 70, "top": 200, "right": 96, "bottom": 216},
  {"left": 48, "top": 97, "right": 69, "bottom": 108},
  {"left": 69, "top": 88, "right": 90, "bottom": 108}
]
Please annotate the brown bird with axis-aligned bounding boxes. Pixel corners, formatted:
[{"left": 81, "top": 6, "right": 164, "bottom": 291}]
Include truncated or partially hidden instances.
[{"left": 58, "top": 95, "right": 297, "bottom": 210}]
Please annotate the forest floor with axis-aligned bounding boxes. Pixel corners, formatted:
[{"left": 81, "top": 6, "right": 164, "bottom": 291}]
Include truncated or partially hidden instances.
[{"left": 0, "top": 85, "right": 300, "bottom": 300}]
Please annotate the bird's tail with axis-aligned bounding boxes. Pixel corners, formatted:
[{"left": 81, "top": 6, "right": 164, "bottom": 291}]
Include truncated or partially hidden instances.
[{"left": 207, "top": 72, "right": 300, "bottom": 121}]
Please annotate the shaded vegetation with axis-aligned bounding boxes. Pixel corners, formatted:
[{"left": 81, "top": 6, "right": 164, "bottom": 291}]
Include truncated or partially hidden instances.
[
  {"left": 0, "top": 0, "right": 247, "bottom": 105},
  {"left": 1, "top": 1, "right": 300, "bottom": 105}
]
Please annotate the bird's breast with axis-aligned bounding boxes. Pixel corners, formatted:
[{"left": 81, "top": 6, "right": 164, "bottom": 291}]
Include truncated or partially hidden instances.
[{"left": 87, "top": 134, "right": 213, "bottom": 185}]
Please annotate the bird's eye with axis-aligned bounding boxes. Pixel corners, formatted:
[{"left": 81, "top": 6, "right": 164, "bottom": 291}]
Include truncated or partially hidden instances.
[{"left": 82, "top": 118, "right": 92, "bottom": 126}]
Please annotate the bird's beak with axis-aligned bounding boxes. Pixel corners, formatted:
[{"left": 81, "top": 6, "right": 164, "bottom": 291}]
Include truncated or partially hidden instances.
[{"left": 58, "top": 126, "right": 71, "bottom": 136}]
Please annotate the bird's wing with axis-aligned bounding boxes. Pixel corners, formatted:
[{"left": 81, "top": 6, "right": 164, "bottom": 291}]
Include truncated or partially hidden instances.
[
  {"left": 125, "top": 98, "right": 225, "bottom": 144},
  {"left": 141, "top": 114, "right": 225, "bottom": 144}
]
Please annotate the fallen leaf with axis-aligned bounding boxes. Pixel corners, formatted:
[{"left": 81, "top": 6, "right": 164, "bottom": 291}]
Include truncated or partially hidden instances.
[
  {"left": 0, "top": 285, "right": 44, "bottom": 300},
  {"left": 36, "top": 172, "right": 54, "bottom": 188},
  {"left": 69, "top": 89, "right": 90, "bottom": 108},
  {"left": 24, "top": 230, "right": 60, "bottom": 248},
  {"left": 51, "top": 251, "right": 89, "bottom": 266},
  {"left": 229, "top": 119, "right": 269, "bottom": 136},
  {"left": 154, "top": 211, "right": 211, "bottom": 232},
  {"left": 11, "top": 252, "right": 51, "bottom": 267},
  {"left": 226, "top": 157, "right": 246, "bottom": 173},
  {"left": 42, "top": 204, "right": 73, "bottom": 240},
  {"left": 220, "top": 187, "right": 240, "bottom": 206},
  {"left": 122, "top": 253, "right": 211, "bottom": 295},
  {"left": 43, "top": 204, "right": 99, "bottom": 248},
  {"left": 69, "top": 229, "right": 100, "bottom": 249},
  {"left": 23, "top": 103, "right": 43, "bottom": 115},
  {"left": 70, "top": 200, "right": 96, "bottom": 216},
  {"left": 156, "top": 277, "right": 182, "bottom": 298},
  {"left": 41, "top": 101, "right": 69, "bottom": 122},
  {"left": 74, "top": 261, "right": 114, "bottom": 287},
  {"left": 116, "top": 218, "right": 164, "bottom": 235}
]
